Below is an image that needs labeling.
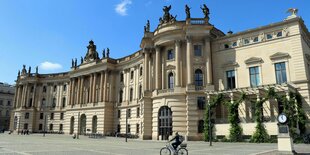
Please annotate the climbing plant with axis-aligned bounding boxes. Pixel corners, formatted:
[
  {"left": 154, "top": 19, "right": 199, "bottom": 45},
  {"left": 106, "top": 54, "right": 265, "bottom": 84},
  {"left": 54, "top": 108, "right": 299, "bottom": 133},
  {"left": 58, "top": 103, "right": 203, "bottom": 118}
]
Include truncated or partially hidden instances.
[
  {"left": 226, "top": 92, "right": 246, "bottom": 142},
  {"left": 204, "top": 93, "right": 224, "bottom": 141}
]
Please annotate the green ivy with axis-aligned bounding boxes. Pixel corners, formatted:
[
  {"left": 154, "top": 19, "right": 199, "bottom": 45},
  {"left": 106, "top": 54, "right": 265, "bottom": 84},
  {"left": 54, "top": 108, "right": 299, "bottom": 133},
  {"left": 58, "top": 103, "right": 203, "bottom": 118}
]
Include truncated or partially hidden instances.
[
  {"left": 204, "top": 94, "right": 224, "bottom": 141},
  {"left": 226, "top": 92, "right": 246, "bottom": 142}
]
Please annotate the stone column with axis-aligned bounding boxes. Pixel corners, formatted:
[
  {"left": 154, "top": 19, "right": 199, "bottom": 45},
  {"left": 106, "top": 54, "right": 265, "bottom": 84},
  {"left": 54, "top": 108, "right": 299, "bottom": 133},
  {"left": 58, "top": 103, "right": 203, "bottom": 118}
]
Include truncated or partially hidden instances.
[
  {"left": 76, "top": 77, "right": 80, "bottom": 104},
  {"left": 205, "top": 38, "right": 213, "bottom": 84},
  {"left": 162, "top": 56, "right": 165, "bottom": 89},
  {"left": 13, "top": 86, "right": 19, "bottom": 108},
  {"left": 155, "top": 46, "right": 162, "bottom": 89},
  {"left": 23, "top": 84, "right": 29, "bottom": 107},
  {"left": 143, "top": 49, "right": 149, "bottom": 90},
  {"left": 93, "top": 73, "right": 97, "bottom": 103},
  {"left": 103, "top": 71, "right": 108, "bottom": 101},
  {"left": 99, "top": 72, "right": 104, "bottom": 102},
  {"left": 89, "top": 74, "right": 93, "bottom": 103},
  {"left": 69, "top": 79, "right": 73, "bottom": 105},
  {"left": 186, "top": 36, "right": 193, "bottom": 85},
  {"left": 31, "top": 84, "right": 37, "bottom": 107},
  {"left": 175, "top": 40, "right": 181, "bottom": 87}
]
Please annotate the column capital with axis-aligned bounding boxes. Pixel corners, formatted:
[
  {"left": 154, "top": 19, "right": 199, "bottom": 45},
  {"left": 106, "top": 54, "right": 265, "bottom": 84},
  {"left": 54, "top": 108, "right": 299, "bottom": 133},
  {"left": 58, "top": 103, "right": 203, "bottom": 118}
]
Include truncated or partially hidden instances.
[
  {"left": 155, "top": 45, "right": 162, "bottom": 52},
  {"left": 175, "top": 40, "right": 181, "bottom": 46}
]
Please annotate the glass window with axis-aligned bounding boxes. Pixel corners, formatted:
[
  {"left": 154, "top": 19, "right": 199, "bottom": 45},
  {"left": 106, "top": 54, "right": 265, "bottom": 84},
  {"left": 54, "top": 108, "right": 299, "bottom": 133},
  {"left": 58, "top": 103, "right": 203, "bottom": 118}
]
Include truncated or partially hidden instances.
[
  {"left": 63, "top": 84, "right": 67, "bottom": 91},
  {"left": 120, "top": 73, "right": 124, "bottom": 82},
  {"left": 49, "top": 124, "right": 53, "bottom": 130},
  {"left": 5, "top": 110, "right": 9, "bottom": 117},
  {"left": 30, "top": 86, "right": 34, "bottom": 93},
  {"left": 53, "top": 85, "right": 57, "bottom": 92},
  {"left": 197, "top": 97, "right": 206, "bottom": 110},
  {"left": 137, "top": 107, "right": 140, "bottom": 117},
  {"left": 127, "top": 109, "right": 131, "bottom": 118},
  {"left": 0, "top": 100, "right": 3, "bottom": 105},
  {"left": 119, "top": 90, "right": 123, "bottom": 103},
  {"left": 266, "top": 34, "right": 273, "bottom": 39},
  {"left": 50, "top": 113, "right": 54, "bottom": 120},
  {"left": 194, "top": 45, "right": 202, "bottom": 56},
  {"left": 244, "top": 39, "right": 250, "bottom": 45},
  {"left": 167, "top": 49, "right": 174, "bottom": 60},
  {"left": 118, "top": 110, "right": 121, "bottom": 118},
  {"left": 59, "top": 124, "right": 63, "bottom": 131},
  {"left": 7, "top": 100, "right": 11, "bottom": 106},
  {"left": 40, "top": 113, "right": 43, "bottom": 119},
  {"left": 226, "top": 70, "right": 236, "bottom": 89},
  {"left": 130, "top": 70, "right": 134, "bottom": 79},
  {"left": 198, "top": 120, "right": 204, "bottom": 133},
  {"left": 43, "top": 86, "right": 47, "bottom": 93},
  {"left": 139, "top": 85, "right": 142, "bottom": 99},
  {"left": 253, "top": 37, "right": 259, "bottom": 42},
  {"left": 249, "top": 66, "right": 260, "bottom": 87},
  {"left": 275, "top": 62, "right": 287, "bottom": 84},
  {"left": 117, "top": 124, "right": 121, "bottom": 133},
  {"left": 140, "top": 67, "right": 143, "bottom": 76},
  {"left": 39, "top": 124, "right": 43, "bottom": 130},
  {"left": 60, "top": 113, "right": 64, "bottom": 120},
  {"left": 195, "top": 69, "right": 203, "bottom": 87},
  {"left": 277, "top": 31, "right": 282, "bottom": 37},
  {"left": 168, "top": 72, "right": 174, "bottom": 89},
  {"left": 24, "top": 123, "right": 28, "bottom": 130},
  {"left": 232, "top": 42, "right": 237, "bottom": 47},
  {"left": 136, "top": 124, "right": 140, "bottom": 134},
  {"left": 25, "top": 113, "right": 29, "bottom": 119},
  {"left": 62, "top": 97, "right": 66, "bottom": 108},
  {"left": 127, "top": 124, "right": 131, "bottom": 133},
  {"left": 129, "top": 88, "right": 133, "bottom": 101}
]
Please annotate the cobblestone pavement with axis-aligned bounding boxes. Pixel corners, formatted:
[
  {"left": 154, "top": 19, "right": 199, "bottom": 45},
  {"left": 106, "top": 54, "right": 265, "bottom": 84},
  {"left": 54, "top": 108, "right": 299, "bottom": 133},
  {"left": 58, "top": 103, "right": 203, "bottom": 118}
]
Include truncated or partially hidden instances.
[{"left": 0, "top": 134, "right": 309, "bottom": 155}]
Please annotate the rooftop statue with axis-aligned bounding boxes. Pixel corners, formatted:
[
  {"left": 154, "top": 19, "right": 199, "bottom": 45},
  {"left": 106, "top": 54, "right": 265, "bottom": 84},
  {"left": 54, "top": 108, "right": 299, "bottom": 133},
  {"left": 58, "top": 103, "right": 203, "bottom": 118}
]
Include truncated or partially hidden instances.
[
  {"left": 28, "top": 66, "right": 31, "bottom": 74},
  {"left": 185, "top": 5, "right": 191, "bottom": 19},
  {"left": 102, "top": 49, "right": 106, "bottom": 58},
  {"left": 21, "top": 65, "right": 27, "bottom": 75},
  {"left": 81, "top": 56, "right": 84, "bottom": 64},
  {"left": 201, "top": 4, "right": 210, "bottom": 19},
  {"left": 74, "top": 58, "right": 77, "bottom": 67},
  {"left": 18, "top": 70, "right": 20, "bottom": 76},
  {"left": 72, "top": 59, "right": 74, "bottom": 67},
  {"left": 107, "top": 48, "right": 110, "bottom": 58},
  {"left": 144, "top": 20, "right": 150, "bottom": 32},
  {"left": 287, "top": 8, "right": 298, "bottom": 15},
  {"left": 159, "top": 5, "right": 177, "bottom": 25},
  {"left": 36, "top": 66, "right": 38, "bottom": 74}
]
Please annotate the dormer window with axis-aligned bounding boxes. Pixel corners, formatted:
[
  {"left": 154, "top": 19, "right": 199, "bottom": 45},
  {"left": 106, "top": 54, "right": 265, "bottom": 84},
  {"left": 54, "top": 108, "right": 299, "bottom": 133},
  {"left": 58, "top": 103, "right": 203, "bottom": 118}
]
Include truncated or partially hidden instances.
[
  {"left": 277, "top": 31, "right": 282, "bottom": 37},
  {"left": 167, "top": 49, "right": 174, "bottom": 60},
  {"left": 266, "top": 34, "right": 273, "bottom": 40},
  {"left": 253, "top": 37, "right": 259, "bottom": 43},
  {"left": 244, "top": 39, "right": 250, "bottom": 45}
]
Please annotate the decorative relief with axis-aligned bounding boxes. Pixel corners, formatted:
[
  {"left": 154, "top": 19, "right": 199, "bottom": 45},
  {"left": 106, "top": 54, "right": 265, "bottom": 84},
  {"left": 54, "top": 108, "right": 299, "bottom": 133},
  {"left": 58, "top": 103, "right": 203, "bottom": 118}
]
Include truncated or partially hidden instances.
[{"left": 244, "top": 57, "right": 263, "bottom": 65}]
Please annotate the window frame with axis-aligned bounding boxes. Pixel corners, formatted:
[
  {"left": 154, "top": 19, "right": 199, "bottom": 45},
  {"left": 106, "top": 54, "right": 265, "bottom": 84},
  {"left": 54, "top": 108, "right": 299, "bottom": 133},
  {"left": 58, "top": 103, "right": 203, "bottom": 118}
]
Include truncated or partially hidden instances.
[
  {"left": 226, "top": 70, "right": 236, "bottom": 89},
  {"left": 249, "top": 66, "right": 260, "bottom": 87},
  {"left": 275, "top": 62, "right": 287, "bottom": 84},
  {"left": 194, "top": 44, "right": 203, "bottom": 56}
]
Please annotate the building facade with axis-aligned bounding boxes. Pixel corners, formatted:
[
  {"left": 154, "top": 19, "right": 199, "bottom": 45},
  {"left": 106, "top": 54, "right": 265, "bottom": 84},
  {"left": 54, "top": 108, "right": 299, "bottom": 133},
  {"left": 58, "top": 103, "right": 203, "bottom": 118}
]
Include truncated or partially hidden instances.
[
  {"left": 10, "top": 6, "right": 310, "bottom": 140},
  {"left": 0, "top": 82, "right": 14, "bottom": 131}
]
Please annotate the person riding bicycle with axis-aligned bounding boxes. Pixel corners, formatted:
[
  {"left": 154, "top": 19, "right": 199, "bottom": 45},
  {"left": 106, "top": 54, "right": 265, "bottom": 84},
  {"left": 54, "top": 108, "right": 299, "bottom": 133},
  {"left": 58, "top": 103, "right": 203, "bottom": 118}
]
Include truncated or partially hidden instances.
[{"left": 169, "top": 132, "right": 183, "bottom": 151}]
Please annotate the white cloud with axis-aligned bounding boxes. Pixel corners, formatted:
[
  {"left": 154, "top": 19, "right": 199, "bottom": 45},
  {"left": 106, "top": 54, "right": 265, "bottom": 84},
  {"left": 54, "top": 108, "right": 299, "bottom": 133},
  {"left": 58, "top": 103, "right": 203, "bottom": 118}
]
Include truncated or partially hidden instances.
[
  {"left": 115, "top": 0, "right": 132, "bottom": 16},
  {"left": 40, "top": 61, "right": 62, "bottom": 71}
]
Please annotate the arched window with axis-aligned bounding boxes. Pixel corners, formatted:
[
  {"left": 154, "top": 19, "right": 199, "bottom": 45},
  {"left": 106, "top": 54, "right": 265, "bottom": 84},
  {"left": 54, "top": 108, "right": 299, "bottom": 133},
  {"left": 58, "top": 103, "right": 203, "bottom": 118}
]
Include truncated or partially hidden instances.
[
  {"left": 195, "top": 69, "right": 203, "bottom": 86},
  {"left": 198, "top": 120, "right": 204, "bottom": 133},
  {"left": 168, "top": 72, "right": 174, "bottom": 89},
  {"left": 158, "top": 106, "right": 172, "bottom": 140},
  {"left": 119, "top": 90, "right": 123, "bottom": 103}
]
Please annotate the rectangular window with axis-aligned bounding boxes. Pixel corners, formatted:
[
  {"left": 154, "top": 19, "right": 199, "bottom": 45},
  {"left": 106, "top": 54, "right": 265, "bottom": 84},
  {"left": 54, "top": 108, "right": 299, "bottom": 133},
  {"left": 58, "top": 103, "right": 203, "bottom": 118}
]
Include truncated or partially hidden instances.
[
  {"left": 24, "top": 123, "right": 28, "bottom": 130},
  {"left": 63, "top": 84, "right": 67, "bottom": 91},
  {"left": 0, "top": 100, "right": 3, "bottom": 105},
  {"left": 266, "top": 34, "right": 273, "bottom": 39},
  {"left": 137, "top": 107, "right": 140, "bottom": 118},
  {"left": 127, "top": 124, "right": 131, "bottom": 133},
  {"left": 50, "top": 113, "right": 54, "bottom": 120},
  {"left": 167, "top": 49, "right": 174, "bottom": 60},
  {"left": 7, "top": 101, "right": 11, "bottom": 106},
  {"left": 49, "top": 124, "right": 53, "bottom": 130},
  {"left": 117, "top": 124, "right": 121, "bottom": 133},
  {"left": 118, "top": 110, "right": 121, "bottom": 118},
  {"left": 197, "top": 97, "right": 206, "bottom": 110},
  {"left": 60, "top": 113, "right": 64, "bottom": 120},
  {"left": 129, "top": 88, "right": 133, "bottom": 101},
  {"left": 226, "top": 70, "right": 236, "bottom": 89},
  {"left": 59, "top": 124, "right": 63, "bottom": 131},
  {"left": 277, "top": 31, "right": 282, "bottom": 37},
  {"left": 25, "top": 113, "right": 30, "bottom": 119},
  {"left": 127, "top": 109, "right": 131, "bottom": 118},
  {"left": 253, "top": 37, "right": 259, "bottom": 42},
  {"left": 40, "top": 113, "right": 44, "bottom": 119},
  {"left": 275, "top": 62, "right": 287, "bottom": 84},
  {"left": 53, "top": 85, "right": 57, "bottom": 92},
  {"left": 249, "top": 66, "right": 260, "bottom": 87},
  {"left": 136, "top": 124, "right": 140, "bottom": 134},
  {"left": 39, "top": 124, "right": 43, "bottom": 130},
  {"left": 194, "top": 45, "right": 202, "bottom": 56},
  {"left": 62, "top": 97, "right": 66, "bottom": 108}
]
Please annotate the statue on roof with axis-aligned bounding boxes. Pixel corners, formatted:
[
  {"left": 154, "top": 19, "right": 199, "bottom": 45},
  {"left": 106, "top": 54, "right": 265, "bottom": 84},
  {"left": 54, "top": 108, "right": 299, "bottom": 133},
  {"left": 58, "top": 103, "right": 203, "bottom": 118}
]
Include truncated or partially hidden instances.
[
  {"left": 159, "top": 5, "right": 177, "bottom": 25},
  {"left": 185, "top": 5, "right": 191, "bottom": 19},
  {"left": 21, "top": 65, "right": 27, "bottom": 75},
  {"left": 71, "top": 59, "right": 74, "bottom": 67},
  {"left": 107, "top": 48, "right": 110, "bottom": 58},
  {"left": 102, "top": 49, "right": 106, "bottom": 58},
  {"left": 36, "top": 66, "right": 38, "bottom": 74},
  {"left": 84, "top": 40, "right": 100, "bottom": 62},
  {"left": 81, "top": 56, "right": 84, "bottom": 64},
  {"left": 201, "top": 4, "right": 210, "bottom": 19},
  {"left": 18, "top": 70, "right": 20, "bottom": 76},
  {"left": 28, "top": 66, "right": 31, "bottom": 74},
  {"left": 144, "top": 20, "right": 150, "bottom": 32},
  {"left": 287, "top": 8, "right": 298, "bottom": 15},
  {"left": 74, "top": 58, "right": 77, "bottom": 67}
]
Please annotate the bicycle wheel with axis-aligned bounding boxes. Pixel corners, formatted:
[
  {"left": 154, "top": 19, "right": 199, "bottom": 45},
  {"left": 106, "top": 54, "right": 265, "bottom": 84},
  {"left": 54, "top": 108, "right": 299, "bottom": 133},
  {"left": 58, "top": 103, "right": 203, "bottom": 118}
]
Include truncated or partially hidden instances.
[
  {"left": 177, "top": 148, "right": 188, "bottom": 155},
  {"left": 160, "top": 147, "right": 171, "bottom": 155}
]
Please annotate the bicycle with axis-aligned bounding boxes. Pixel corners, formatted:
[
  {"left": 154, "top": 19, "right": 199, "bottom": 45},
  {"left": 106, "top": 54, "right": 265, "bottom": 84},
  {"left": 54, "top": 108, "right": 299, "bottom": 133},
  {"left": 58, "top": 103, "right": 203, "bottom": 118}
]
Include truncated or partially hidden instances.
[{"left": 160, "top": 142, "right": 188, "bottom": 155}]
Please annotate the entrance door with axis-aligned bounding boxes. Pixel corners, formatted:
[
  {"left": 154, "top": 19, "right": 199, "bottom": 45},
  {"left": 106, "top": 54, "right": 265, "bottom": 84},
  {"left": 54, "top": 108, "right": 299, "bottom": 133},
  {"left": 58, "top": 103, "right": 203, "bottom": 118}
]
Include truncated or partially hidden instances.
[{"left": 158, "top": 106, "right": 172, "bottom": 140}]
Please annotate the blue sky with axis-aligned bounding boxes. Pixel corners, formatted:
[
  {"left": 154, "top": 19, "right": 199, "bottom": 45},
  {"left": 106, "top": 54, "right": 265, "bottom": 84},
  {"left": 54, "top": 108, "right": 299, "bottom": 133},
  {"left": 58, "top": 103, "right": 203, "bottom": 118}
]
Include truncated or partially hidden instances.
[{"left": 0, "top": 0, "right": 309, "bottom": 85}]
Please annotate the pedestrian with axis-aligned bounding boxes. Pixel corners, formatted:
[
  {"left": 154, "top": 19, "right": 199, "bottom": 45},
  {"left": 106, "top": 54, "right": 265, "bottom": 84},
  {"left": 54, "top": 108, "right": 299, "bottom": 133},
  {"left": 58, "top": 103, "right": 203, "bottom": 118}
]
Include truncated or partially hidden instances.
[
  {"left": 26, "top": 129, "right": 29, "bottom": 135},
  {"left": 21, "top": 130, "right": 24, "bottom": 135}
]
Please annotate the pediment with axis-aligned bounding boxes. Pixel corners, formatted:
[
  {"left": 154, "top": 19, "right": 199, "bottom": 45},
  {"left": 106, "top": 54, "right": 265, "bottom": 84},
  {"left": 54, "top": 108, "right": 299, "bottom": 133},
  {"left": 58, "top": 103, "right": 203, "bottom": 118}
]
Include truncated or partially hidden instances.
[
  {"left": 222, "top": 61, "right": 239, "bottom": 68},
  {"left": 166, "top": 65, "right": 175, "bottom": 70},
  {"left": 244, "top": 57, "right": 263, "bottom": 65},
  {"left": 270, "top": 52, "right": 290, "bottom": 60}
]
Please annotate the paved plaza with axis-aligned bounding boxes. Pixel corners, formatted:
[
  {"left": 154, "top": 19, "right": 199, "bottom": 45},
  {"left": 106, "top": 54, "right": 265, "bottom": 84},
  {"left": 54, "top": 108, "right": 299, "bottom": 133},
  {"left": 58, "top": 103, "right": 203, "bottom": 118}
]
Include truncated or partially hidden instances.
[{"left": 0, "top": 133, "right": 309, "bottom": 155}]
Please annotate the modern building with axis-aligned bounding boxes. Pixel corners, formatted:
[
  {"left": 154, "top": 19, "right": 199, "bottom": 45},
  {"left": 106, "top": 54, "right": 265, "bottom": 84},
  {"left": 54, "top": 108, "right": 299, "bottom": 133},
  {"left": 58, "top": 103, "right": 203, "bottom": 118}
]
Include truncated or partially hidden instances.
[
  {"left": 10, "top": 6, "right": 310, "bottom": 141},
  {"left": 0, "top": 82, "right": 15, "bottom": 131}
]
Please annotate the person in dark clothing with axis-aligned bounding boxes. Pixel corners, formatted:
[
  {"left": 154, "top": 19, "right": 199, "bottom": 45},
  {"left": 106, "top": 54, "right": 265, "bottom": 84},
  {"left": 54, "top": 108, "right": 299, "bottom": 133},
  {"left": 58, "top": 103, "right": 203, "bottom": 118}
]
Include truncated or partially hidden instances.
[{"left": 169, "top": 132, "right": 182, "bottom": 150}]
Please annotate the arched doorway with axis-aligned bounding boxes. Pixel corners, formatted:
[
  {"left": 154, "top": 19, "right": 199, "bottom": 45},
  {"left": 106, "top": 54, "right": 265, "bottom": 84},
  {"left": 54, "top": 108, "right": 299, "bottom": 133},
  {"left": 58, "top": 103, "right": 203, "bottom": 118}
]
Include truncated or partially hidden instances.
[
  {"left": 158, "top": 106, "right": 172, "bottom": 140},
  {"left": 92, "top": 115, "right": 97, "bottom": 133},
  {"left": 70, "top": 116, "right": 74, "bottom": 134},
  {"left": 80, "top": 114, "right": 86, "bottom": 135}
]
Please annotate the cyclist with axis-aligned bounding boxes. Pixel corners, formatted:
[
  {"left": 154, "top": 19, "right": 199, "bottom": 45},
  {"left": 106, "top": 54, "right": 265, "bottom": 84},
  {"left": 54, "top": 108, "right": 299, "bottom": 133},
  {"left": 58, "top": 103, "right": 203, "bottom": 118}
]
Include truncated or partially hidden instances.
[{"left": 169, "top": 132, "right": 183, "bottom": 151}]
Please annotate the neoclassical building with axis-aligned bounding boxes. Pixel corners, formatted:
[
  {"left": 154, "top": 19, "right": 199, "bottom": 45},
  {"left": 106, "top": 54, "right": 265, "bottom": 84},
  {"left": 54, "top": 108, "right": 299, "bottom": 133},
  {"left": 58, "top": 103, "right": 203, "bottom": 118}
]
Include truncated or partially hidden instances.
[
  {"left": 10, "top": 6, "right": 310, "bottom": 141},
  {"left": 0, "top": 82, "right": 14, "bottom": 131}
]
